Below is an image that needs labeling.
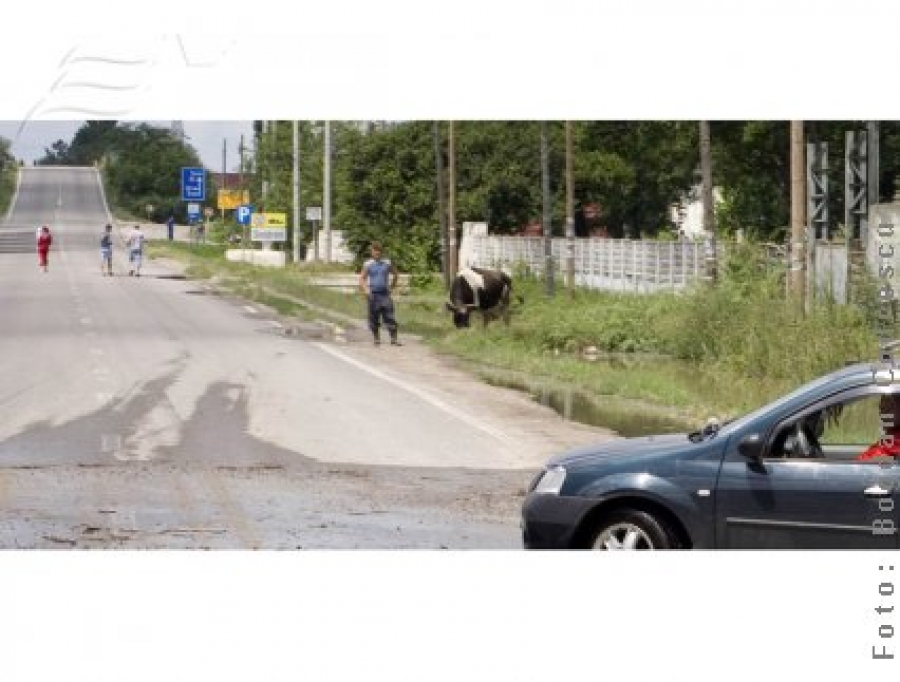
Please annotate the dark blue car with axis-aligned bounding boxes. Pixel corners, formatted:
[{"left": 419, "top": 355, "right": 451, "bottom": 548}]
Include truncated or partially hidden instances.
[{"left": 522, "top": 357, "right": 900, "bottom": 549}]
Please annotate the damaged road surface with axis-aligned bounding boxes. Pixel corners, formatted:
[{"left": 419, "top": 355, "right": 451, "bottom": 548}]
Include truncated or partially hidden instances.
[{"left": 0, "top": 167, "right": 611, "bottom": 549}]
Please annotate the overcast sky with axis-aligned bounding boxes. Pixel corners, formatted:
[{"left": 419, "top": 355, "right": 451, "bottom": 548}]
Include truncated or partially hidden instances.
[{"left": 0, "top": 120, "right": 254, "bottom": 171}]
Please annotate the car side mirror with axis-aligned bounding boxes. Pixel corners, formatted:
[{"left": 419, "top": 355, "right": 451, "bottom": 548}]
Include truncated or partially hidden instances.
[{"left": 738, "top": 433, "right": 764, "bottom": 461}]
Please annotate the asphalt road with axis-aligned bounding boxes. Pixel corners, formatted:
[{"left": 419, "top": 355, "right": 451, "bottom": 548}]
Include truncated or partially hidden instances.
[{"left": 0, "top": 167, "right": 612, "bottom": 549}]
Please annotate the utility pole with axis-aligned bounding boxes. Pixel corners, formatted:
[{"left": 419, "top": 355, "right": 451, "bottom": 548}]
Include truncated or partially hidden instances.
[
  {"left": 262, "top": 122, "right": 273, "bottom": 253},
  {"left": 434, "top": 121, "right": 449, "bottom": 288},
  {"left": 261, "top": 121, "right": 269, "bottom": 211},
  {"left": 239, "top": 134, "right": 247, "bottom": 253},
  {"left": 293, "top": 120, "right": 300, "bottom": 265},
  {"left": 564, "top": 121, "right": 575, "bottom": 295},
  {"left": 323, "top": 120, "right": 332, "bottom": 264},
  {"left": 699, "top": 121, "right": 716, "bottom": 282},
  {"left": 448, "top": 120, "right": 457, "bottom": 276},
  {"left": 220, "top": 138, "right": 226, "bottom": 224},
  {"left": 541, "top": 121, "right": 554, "bottom": 297},
  {"left": 868, "top": 120, "right": 881, "bottom": 212},
  {"left": 790, "top": 120, "right": 807, "bottom": 304}
]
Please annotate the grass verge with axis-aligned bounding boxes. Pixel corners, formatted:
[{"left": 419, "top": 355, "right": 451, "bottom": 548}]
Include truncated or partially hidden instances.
[{"left": 148, "top": 240, "right": 887, "bottom": 427}]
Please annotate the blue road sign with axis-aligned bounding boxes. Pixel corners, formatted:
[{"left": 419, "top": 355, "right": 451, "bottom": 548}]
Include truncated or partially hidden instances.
[
  {"left": 181, "top": 167, "right": 206, "bottom": 201},
  {"left": 236, "top": 204, "right": 254, "bottom": 226}
]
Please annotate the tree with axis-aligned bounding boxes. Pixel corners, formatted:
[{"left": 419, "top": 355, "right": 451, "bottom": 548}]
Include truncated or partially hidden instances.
[
  {"left": 574, "top": 122, "right": 698, "bottom": 238},
  {"left": 37, "top": 139, "right": 71, "bottom": 165},
  {"left": 103, "top": 123, "right": 203, "bottom": 222},
  {"left": 67, "top": 121, "right": 120, "bottom": 165},
  {"left": 0, "top": 136, "right": 12, "bottom": 172}
]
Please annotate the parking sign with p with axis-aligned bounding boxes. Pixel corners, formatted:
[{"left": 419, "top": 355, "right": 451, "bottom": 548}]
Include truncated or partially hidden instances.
[{"left": 236, "top": 205, "right": 253, "bottom": 226}]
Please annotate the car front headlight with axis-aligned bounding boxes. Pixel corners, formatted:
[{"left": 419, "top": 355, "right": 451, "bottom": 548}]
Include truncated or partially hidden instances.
[{"left": 533, "top": 465, "right": 566, "bottom": 495}]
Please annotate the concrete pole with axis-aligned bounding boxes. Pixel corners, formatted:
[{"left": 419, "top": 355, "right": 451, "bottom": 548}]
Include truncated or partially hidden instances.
[
  {"left": 448, "top": 120, "right": 457, "bottom": 275},
  {"left": 262, "top": 122, "right": 272, "bottom": 252},
  {"left": 220, "top": 138, "right": 226, "bottom": 224},
  {"left": 790, "top": 120, "right": 806, "bottom": 304},
  {"left": 565, "top": 121, "right": 575, "bottom": 295},
  {"left": 239, "top": 134, "right": 247, "bottom": 254},
  {"left": 541, "top": 121, "right": 554, "bottom": 297},
  {"left": 293, "top": 120, "right": 300, "bottom": 265},
  {"left": 699, "top": 121, "right": 716, "bottom": 282},
  {"left": 261, "top": 121, "right": 269, "bottom": 208},
  {"left": 434, "top": 121, "right": 449, "bottom": 288},
  {"left": 324, "top": 120, "right": 332, "bottom": 264}
]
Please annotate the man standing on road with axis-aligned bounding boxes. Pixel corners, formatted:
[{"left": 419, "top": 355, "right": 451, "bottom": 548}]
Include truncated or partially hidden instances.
[
  {"left": 127, "top": 224, "right": 145, "bottom": 277},
  {"left": 166, "top": 214, "right": 175, "bottom": 241},
  {"left": 100, "top": 223, "right": 113, "bottom": 276},
  {"left": 358, "top": 241, "right": 401, "bottom": 346}
]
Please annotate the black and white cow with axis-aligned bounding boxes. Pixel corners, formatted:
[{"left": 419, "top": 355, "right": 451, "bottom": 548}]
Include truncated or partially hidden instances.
[{"left": 445, "top": 267, "right": 513, "bottom": 328}]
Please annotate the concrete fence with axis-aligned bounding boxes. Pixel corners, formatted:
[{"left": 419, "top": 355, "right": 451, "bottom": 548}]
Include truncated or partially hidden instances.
[{"left": 463, "top": 235, "right": 719, "bottom": 293}]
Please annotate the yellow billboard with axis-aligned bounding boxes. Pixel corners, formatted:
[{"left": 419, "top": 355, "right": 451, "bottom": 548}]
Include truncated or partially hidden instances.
[{"left": 217, "top": 189, "right": 250, "bottom": 210}]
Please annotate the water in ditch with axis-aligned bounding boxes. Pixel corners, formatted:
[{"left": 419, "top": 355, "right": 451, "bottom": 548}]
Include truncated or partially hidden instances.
[{"left": 476, "top": 369, "right": 696, "bottom": 437}]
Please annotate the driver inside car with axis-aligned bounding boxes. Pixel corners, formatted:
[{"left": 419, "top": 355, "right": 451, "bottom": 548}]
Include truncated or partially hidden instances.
[{"left": 857, "top": 394, "right": 900, "bottom": 461}]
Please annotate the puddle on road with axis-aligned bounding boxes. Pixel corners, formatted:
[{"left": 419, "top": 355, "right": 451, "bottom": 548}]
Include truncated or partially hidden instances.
[{"left": 478, "top": 372, "right": 693, "bottom": 437}]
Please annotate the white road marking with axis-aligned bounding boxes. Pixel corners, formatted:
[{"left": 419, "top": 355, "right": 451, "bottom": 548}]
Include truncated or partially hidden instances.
[
  {"left": 243, "top": 305, "right": 257, "bottom": 314},
  {"left": 312, "top": 342, "right": 515, "bottom": 446}
]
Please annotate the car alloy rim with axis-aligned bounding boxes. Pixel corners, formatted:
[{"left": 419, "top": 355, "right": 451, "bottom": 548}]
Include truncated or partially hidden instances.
[{"left": 593, "top": 522, "right": 654, "bottom": 550}]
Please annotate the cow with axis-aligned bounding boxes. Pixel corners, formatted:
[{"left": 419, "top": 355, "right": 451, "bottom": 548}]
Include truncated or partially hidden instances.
[{"left": 445, "top": 267, "right": 513, "bottom": 329}]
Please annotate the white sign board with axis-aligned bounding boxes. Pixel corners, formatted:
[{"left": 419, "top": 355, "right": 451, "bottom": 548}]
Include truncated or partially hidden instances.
[
  {"left": 251, "top": 227, "right": 287, "bottom": 242},
  {"left": 306, "top": 206, "right": 322, "bottom": 221}
]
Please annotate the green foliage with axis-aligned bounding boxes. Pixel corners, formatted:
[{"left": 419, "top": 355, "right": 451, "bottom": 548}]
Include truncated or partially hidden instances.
[
  {"left": 36, "top": 139, "right": 71, "bottom": 165},
  {"left": 661, "top": 246, "right": 875, "bottom": 379},
  {"left": 0, "top": 137, "right": 16, "bottom": 215},
  {"left": 101, "top": 123, "right": 203, "bottom": 223}
]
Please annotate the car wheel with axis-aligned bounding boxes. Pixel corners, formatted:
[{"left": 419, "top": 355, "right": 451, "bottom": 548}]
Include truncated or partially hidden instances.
[{"left": 588, "top": 509, "right": 673, "bottom": 550}]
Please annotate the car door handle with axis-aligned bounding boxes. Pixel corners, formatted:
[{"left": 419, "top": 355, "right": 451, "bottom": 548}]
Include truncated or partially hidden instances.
[{"left": 864, "top": 485, "right": 891, "bottom": 498}]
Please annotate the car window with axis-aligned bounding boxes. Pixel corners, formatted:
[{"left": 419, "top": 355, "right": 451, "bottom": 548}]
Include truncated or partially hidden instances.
[
  {"left": 727, "top": 368, "right": 866, "bottom": 433},
  {"left": 818, "top": 394, "right": 883, "bottom": 446},
  {"left": 768, "top": 391, "right": 899, "bottom": 463}
]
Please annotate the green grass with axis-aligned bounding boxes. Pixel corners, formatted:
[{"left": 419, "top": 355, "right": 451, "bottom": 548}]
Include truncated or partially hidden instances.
[{"left": 146, "top": 240, "right": 889, "bottom": 423}]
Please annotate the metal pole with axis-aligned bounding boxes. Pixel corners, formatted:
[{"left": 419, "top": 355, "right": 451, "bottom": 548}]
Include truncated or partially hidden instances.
[
  {"left": 868, "top": 120, "right": 880, "bottom": 212},
  {"left": 541, "top": 121, "right": 554, "bottom": 297},
  {"left": 324, "top": 120, "right": 332, "bottom": 264},
  {"left": 293, "top": 120, "right": 300, "bottom": 265},
  {"left": 565, "top": 121, "right": 575, "bottom": 295}
]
